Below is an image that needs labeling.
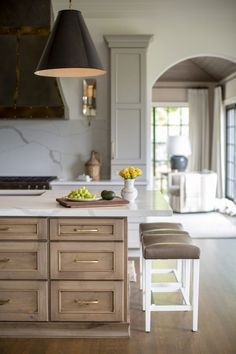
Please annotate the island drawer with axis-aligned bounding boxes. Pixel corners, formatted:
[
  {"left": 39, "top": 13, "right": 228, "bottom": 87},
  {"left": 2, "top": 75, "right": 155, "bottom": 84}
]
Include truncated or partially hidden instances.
[
  {"left": 51, "top": 280, "right": 124, "bottom": 322},
  {"left": 0, "top": 242, "right": 48, "bottom": 279},
  {"left": 0, "top": 280, "right": 48, "bottom": 321},
  {"left": 0, "top": 218, "right": 48, "bottom": 240},
  {"left": 50, "top": 218, "right": 125, "bottom": 241},
  {"left": 50, "top": 242, "right": 124, "bottom": 280}
]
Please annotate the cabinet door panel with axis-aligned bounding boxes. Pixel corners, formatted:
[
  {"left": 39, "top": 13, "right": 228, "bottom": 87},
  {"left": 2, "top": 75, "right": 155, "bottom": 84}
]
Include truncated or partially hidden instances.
[
  {"left": 50, "top": 242, "right": 124, "bottom": 280},
  {"left": 0, "top": 281, "right": 48, "bottom": 321},
  {"left": 0, "top": 242, "right": 47, "bottom": 279},
  {"left": 115, "top": 109, "right": 141, "bottom": 160},
  {"left": 116, "top": 52, "right": 141, "bottom": 104},
  {"left": 51, "top": 281, "right": 124, "bottom": 322},
  {"left": 50, "top": 218, "right": 125, "bottom": 241},
  {"left": 0, "top": 218, "right": 47, "bottom": 240}
]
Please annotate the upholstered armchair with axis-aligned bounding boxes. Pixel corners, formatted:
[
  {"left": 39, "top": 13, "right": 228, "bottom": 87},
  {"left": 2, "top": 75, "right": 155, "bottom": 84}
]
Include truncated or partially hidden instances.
[{"left": 168, "top": 171, "right": 217, "bottom": 213}]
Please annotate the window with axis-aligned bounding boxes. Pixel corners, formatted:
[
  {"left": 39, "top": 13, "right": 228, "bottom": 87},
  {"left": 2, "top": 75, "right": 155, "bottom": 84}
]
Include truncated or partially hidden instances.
[
  {"left": 226, "top": 105, "right": 236, "bottom": 202},
  {"left": 151, "top": 105, "right": 189, "bottom": 191}
]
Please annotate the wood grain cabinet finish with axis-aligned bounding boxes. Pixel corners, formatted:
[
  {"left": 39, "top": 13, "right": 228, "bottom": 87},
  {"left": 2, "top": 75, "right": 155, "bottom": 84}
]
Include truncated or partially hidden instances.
[
  {"left": 50, "top": 218, "right": 125, "bottom": 241},
  {"left": 51, "top": 280, "right": 124, "bottom": 322},
  {"left": 0, "top": 242, "right": 48, "bottom": 279},
  {"left": 0, "top": 281, "right": 48, "bottom": 321},
  {"left": 50, "top": 242, "right": 124, "bottom": 280},
  {"left": 0, "top": 218, "right": 48, "bottom": 240},
  {"left": 0, "top": 216, "right": 128, "bottom": 336}
]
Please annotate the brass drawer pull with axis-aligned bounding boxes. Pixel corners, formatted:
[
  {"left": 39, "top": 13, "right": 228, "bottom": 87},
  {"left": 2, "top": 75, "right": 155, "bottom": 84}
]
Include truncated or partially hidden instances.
[
  {"left": 0, "top": 227, "right": 10, "bottom": 231},
  {"left": 0, "top": 299, "right": 10, "bottom": 305},
  {"left": 0, "top": 258, "right": 10, "bottom": 263},
  {"left": 74, "top": 299, "right": 98, "bottom": 305},
  {"left": 73, "top": 259, "right": 99, "bottom": 264},
  {"left": 73, "top": 228, "right": 99, "bottom": 233}
]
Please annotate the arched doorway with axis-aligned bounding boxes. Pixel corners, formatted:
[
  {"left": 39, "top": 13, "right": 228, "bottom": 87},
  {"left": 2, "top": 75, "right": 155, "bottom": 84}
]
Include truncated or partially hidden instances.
[{"left": 150, "top": 56, "right": 236, "bottom": 194}]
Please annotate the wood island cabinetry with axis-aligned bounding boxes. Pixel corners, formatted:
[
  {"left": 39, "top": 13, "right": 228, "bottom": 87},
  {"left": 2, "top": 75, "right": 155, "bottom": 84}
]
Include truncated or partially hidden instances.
[{"left": 0, "top": 216, "right": 128, "bottom": 337}]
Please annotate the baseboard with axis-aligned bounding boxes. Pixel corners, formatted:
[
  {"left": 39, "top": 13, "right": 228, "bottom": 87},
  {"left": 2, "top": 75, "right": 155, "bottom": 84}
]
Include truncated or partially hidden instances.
[{"left": 0, "top": 322, "right": 130, "bottom": 338}]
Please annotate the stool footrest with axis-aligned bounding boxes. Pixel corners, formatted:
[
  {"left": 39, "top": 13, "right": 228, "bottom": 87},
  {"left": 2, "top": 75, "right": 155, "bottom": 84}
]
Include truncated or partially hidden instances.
[
  {"left": 150, "top": 304, "right": 192, "bottom": 312},
  {"left": 151, "top": 282, "right": 182, "bottom": 292},
  {"left": 151, "top": 268, "right": 177, "bottom": 274}
]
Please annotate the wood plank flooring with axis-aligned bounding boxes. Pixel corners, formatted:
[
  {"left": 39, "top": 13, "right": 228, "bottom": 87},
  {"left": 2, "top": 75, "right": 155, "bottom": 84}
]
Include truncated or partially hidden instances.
[{"left": 1, "top": 239, "right": 236, "bottom": 354}]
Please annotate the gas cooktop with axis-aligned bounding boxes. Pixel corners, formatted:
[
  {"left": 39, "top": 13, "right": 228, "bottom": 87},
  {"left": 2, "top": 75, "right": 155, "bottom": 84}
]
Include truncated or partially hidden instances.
[{"left": 0, "top": 176, "right": 57, "bottom": 189}]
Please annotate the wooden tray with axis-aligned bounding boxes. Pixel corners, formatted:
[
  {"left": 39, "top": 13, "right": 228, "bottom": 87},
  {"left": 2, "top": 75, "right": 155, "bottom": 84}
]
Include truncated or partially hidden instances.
[{"left": 56, "top": 197, "right": 129, "bottom": 208}]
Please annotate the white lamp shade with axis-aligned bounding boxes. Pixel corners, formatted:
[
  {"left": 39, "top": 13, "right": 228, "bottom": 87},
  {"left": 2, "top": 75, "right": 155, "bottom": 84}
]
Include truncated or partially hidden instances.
[{"left": 167, "top": 136, "right": 191, "bottom": 156}]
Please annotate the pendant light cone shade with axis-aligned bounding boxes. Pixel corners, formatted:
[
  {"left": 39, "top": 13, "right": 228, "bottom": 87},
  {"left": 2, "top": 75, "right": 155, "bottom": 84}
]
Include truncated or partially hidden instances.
[{"left": 34, "top": 9, "right": 106, "bottom": 77}]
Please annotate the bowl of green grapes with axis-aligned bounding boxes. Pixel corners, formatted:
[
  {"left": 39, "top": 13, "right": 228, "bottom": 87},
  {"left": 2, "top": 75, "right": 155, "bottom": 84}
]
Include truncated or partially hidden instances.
[{"left": 66, "top": 187, "right": 100, "bottom": 202}]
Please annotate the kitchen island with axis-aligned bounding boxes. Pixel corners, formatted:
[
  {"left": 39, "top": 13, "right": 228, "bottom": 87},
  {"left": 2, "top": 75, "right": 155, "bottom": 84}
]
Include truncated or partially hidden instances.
[
  {"left": 0, "top": 190, "right": 172, "bottom": 338},
  {"left": 0, "top": 189, "right": 171, "bottom": 217}
]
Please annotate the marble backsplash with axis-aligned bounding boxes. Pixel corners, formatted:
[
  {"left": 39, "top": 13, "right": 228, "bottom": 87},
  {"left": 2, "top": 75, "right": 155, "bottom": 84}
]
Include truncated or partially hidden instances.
[{"left": 0, "top": 119, "right": 110, "bottom": 180}]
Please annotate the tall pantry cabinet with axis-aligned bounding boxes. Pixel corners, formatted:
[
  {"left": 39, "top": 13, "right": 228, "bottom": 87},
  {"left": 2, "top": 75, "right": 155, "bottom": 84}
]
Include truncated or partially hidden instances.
[{"left": 104, "top": 35, "right": 153, "bottom": 181}]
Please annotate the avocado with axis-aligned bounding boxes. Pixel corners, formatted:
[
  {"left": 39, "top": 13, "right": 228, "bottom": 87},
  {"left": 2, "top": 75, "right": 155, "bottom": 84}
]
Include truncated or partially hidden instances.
[{"left": 101, "top": 190, "right": 116, "bottom": 200}]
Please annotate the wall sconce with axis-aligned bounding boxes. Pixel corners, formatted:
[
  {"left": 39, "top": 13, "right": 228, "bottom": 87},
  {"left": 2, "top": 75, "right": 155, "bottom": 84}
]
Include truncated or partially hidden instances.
[{"left": 82, "top": 79, "right": 96, "bottom": 125}]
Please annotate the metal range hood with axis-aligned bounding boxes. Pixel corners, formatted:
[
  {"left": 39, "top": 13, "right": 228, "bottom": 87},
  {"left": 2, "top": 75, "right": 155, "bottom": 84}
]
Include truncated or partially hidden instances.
[{"left": 0, "top": 0, "right": 64, "bottom": 119}]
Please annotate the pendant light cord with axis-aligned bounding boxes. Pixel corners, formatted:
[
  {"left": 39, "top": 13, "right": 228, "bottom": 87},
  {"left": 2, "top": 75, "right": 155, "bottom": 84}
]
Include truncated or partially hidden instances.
[{"left": 69, "top": 0, "right": 72, "bottom": 9}]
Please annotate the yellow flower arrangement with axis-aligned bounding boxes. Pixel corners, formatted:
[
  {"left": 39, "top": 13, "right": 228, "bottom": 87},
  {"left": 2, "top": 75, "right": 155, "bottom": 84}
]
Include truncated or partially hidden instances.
[{"left": 119, "top": 166, "right": 143, "bottom": 179}]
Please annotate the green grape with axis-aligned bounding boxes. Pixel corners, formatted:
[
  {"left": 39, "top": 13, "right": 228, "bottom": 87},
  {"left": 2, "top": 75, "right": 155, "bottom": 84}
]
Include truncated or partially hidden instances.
[{"left": 67, "top": 187, "right": 96, "bottom": 199}]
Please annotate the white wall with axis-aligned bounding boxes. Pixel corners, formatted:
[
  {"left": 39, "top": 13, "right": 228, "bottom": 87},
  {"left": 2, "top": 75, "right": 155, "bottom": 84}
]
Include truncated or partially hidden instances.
[
  {"left": 0, "top": 0, "right": 235, "bottom": 179},
  {"left": 224, "top": 77, "right": 236, "bottom": 105},
  {"left": 152, "top": 82, "right": 216, "bottom": 103}
]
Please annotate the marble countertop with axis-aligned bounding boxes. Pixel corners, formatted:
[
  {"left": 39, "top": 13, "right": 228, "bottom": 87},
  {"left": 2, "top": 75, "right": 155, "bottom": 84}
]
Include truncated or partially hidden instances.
[
  {"left": 0, "top": 190, "right": 172, "bottom": 217},
  {"left": 50, "top": 179, "right": 148, "bottom": 186}
]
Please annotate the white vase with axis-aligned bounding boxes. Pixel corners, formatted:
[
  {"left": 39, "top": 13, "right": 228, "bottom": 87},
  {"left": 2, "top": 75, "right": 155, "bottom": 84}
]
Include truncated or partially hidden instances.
[{"left": 121, "top": 179, "right": 138, "bottom": 202}]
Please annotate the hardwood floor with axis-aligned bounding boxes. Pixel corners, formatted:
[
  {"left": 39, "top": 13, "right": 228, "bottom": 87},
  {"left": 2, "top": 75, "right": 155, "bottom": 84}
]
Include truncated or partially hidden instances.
[{"left": 1, "top": 239, "right": 236, "bottom": 354}]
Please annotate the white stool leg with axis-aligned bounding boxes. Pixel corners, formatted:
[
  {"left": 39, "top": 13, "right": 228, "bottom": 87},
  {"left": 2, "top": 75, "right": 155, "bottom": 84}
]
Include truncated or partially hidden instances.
[
  {"left": 140, "top": 240, "right": 143, "bottom": 290},
  {"left": 142, "top": 256, "right": 146, "bottom": 310},
  {"left": 185, "top": 259, "right": 191, "bottom": 302},
  {"left": 183, "top": 259, "right": 191, "bottom": 305},
  {"left": 182, "top": 259, "right": 186, "bottom": 304},
  {"left": 192, "top": 259, "right": 200, "bottom": 332},
  {"left": 145, "top": 259, "right": 152, "bottom": 332},
  {"left": 176, "top": 259, "right": 182, "bottom": 282}
]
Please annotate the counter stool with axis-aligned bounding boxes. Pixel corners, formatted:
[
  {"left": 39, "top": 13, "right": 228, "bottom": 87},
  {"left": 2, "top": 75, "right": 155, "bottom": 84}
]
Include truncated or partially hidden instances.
[
  {"left": 141, "top": 231, "right": 190, "bottom": 310},
  {"left": 139, "top": 222, "right": 184, "bottom": 290},
  {"left": 142, "top": 233, "right": 200, "bottom": 332}
]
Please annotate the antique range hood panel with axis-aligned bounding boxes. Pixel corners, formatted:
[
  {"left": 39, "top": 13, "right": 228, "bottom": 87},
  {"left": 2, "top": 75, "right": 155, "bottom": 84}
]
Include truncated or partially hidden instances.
[{"left": 0, "top": 0, "right": 64, "bottom": 118}]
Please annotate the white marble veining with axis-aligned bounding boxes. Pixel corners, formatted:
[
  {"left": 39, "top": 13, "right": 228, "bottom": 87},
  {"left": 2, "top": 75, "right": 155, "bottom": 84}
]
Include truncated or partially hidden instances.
[
  {"left": 50, "top": 179, "right": 148, "bottom": 192},
  {"left": 0, "top": 190, "right": 172, "bottom": 217},
  {"left": 0, "top": 120, "right": 109, "bottom": 179},
  {"left": 50, "top": 180, "right": 147, "bottom": 186}
]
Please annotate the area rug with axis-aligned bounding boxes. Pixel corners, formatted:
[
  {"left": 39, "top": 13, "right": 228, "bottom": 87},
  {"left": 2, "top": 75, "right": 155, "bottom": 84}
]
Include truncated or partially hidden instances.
[{"left": 146, "top": 212, "right": 236, "bottom": 238}]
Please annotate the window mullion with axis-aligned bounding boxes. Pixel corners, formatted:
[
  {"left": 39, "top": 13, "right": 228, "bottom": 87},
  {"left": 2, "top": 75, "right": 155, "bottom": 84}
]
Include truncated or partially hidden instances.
[
  {"left": 151, "top": 105, "right": 189, "bottom": 191},
  {"left": 153, "top": 107, "right": 156, "bottom": 176},
  {"left": 233, "top": 107, "right": 236, "bottom": 202}
]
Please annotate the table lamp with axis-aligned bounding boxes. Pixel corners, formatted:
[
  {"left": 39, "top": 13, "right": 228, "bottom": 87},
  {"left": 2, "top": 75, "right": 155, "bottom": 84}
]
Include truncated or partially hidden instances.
[{"left": 167, "top": 136, "right": 191, "bottom": 171}]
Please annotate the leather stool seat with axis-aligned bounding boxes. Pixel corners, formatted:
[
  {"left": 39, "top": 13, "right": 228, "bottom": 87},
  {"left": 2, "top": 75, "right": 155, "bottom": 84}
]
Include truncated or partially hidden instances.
[
  {"left": 142, "top": 229, "right": 189, "bottom": 237},
  {"left": 142, "top": 232, "right": 190, "bottom": 246},
  {"left": 140, "top": 222, "right": 183, "bottom": 232},
  {"left": 142, "top": 233, "right": 200, "bottom": 260},
  {"left": 139, "top": 223, "right": 186, "bottom": 291},
  {"left": 140, "top": 222, "right": 184, "bottom": 241}
]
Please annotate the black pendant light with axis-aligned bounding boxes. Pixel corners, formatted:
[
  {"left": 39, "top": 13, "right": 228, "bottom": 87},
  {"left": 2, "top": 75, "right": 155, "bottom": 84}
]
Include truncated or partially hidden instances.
[{"left": 35, "top": 1, "right": 106, "bottom": 77}]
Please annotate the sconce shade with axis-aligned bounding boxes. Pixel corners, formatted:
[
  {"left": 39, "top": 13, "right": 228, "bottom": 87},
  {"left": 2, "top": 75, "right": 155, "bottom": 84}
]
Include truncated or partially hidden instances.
[{"left": 35, "top": 9, "right": 106, "bottom": 77}]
